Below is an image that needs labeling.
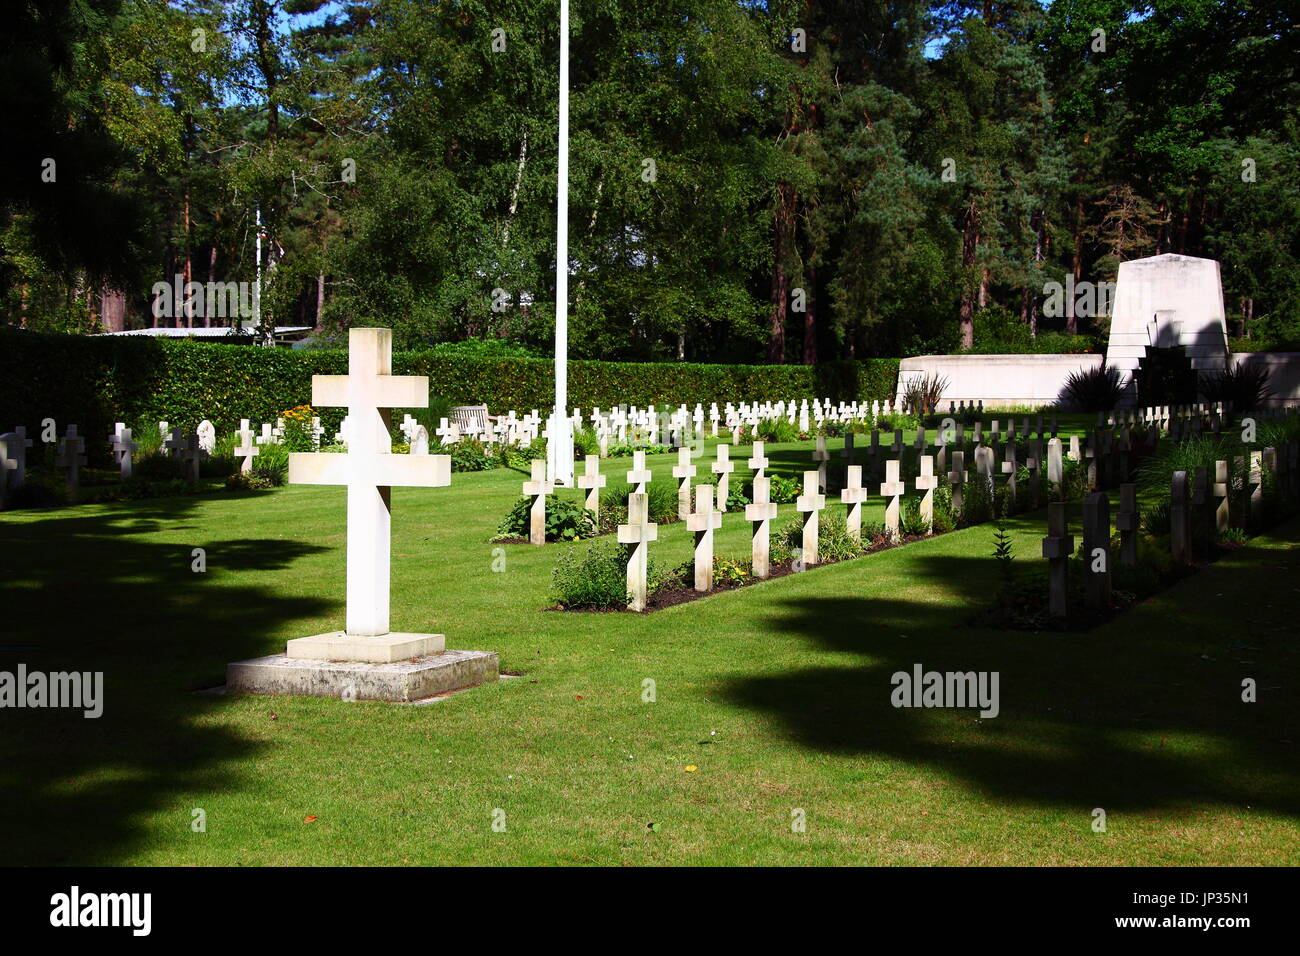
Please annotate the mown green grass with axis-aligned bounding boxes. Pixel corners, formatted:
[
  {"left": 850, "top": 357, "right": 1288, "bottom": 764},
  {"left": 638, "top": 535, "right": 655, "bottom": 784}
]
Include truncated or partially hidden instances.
[{"left": 1, "top": 437, "right": 1297, "bottom": 866}]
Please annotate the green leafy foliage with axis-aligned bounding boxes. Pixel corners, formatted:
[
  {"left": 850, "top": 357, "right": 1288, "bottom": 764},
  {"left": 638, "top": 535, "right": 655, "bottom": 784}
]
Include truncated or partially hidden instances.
[
  {"left": 992, "top": 522, "right": 1015, "bottom": 584},
  {"left": 599, "top": 483, "right": 679, "bottom": 527},
  {"left": 902, "top": 373, "right": 949, "bottom": 417},
  {"left": 778, "top": 510, "right": 863, "bottom": 563},
  {"left": 754, "top": 418, "right": 802, "bottom": 443},
  {"left": 550, "top": 540, "right": 639, "bottom": 609},
  {"left": 0, "top": 331, "right": 902, "bottom": 456},
  {"left": 1061, "top": 365, "right": 1124, "bottom": 412},
  {"left": 497, "top": 496, "right": 597, "bottom": 542},
  {"left": 1201, "top": 363, "right": 1273, "bottom": 413}
]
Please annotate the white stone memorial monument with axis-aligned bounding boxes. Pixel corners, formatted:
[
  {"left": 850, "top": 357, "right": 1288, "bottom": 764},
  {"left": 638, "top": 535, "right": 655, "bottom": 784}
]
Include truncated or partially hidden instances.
[{"left": 227, "top": 328, "right": 498, "bottom": 701}]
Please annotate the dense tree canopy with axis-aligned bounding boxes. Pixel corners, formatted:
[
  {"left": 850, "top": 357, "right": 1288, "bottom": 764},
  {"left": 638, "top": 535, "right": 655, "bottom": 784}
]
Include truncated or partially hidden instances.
[{"left": 2, "top": 0, "right": 1296, "bottom": 358}]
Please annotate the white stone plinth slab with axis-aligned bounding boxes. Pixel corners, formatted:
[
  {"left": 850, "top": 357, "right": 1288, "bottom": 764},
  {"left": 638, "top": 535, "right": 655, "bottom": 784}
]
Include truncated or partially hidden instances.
[
  {"left": 286, "top": 631, "right": 445, "bottom": 663},
  {"left": 226, "top": 649, "right": 499, "bottom": 702}
]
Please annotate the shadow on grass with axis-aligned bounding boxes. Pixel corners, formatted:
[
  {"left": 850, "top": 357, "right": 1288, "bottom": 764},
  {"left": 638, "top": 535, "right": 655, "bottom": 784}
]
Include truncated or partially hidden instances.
[
  {"left": 0, "top": 496, "right": 331, "bottom": 864},
  {"left": 723, "top": 531, "right": 1300, "bottom": 816}
]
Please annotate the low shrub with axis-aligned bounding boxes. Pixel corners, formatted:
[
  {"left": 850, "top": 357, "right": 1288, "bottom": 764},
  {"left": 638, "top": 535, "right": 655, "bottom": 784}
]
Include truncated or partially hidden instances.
[
  {"left": 755, "top": 418, "right": 802, "bottom": 443},
  {"left": 1217, "top": 527, "right": 1249, "bottom": 545},
  {"left": 600, "top": 482, "right": 679, "bottom": 526},
  {"left": 135, "top": 452, "right": 186, "bottom": 481},
  {"left": 441, "top": 438, "right": 495, "bottom": 472},
  {"left": 1140, "top": 499, "right": 1171, "bottom": 536},
  {"left": 1201, "top": 363, "right": 1273, "bottom": 413},
  {"left": 958, "top": 474, "right": 995, "bottom": 527},
  {"left": 3, "top": 474, "right": 66, "bottom": 509},
  {"left": 277, "top": 404, "right": 318, "bottom": 452},
  {"left": 225, "top": 473, "right": 277, "bottom": 491},
  {"left": 902, "top": 372, "right": 950, "bottom": 417},
  {"left": 876, "top": 412, "right": 921, "bottom": 432},
  {"left": 551, "top": 539, "right": 641, "bottom": 608},
  {"left": 496, "top": 495, "right": 597, "bottom": 542},
  {"left": 604, "top": 441, "right": 672, "bottom": 458},
  {"left": 901, "top": 497, "right": 929, "bottom": 537},
  {"left": 743, "top": 473, "right": 801, "bottom": 504},
  {"left": 251, "top": 443, "right": 289, "bottom": 486},
  {"left": 1061, "top": 365, "right": 1123, "bottom": 412},
  {"left": 778, "top": 509, "right": 863, "bottom": 562}
]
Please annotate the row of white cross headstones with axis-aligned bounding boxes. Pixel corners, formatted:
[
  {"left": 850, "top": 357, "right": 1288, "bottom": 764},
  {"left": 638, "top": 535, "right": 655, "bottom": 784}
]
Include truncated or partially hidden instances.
[
  {"left": 0, "top": 394, "right": 1246, "bottom": 507},
  {"left": 0, "top": 393, "right": 932, "bottom": 505},
  {"left": 518, "top": 440, "right": 1059, "bottom": 611}
]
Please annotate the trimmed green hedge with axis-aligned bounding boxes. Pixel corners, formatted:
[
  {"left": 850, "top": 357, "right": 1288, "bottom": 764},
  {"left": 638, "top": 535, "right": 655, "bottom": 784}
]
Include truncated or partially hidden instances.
[{"left": 0, "top": 329, "right": 900, "bottom": 462}]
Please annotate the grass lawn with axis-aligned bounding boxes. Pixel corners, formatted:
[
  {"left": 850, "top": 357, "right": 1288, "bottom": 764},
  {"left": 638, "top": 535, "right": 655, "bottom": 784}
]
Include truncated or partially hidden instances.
[{"left": 2, "top": 438, "right": 1298, "bottom": 866}]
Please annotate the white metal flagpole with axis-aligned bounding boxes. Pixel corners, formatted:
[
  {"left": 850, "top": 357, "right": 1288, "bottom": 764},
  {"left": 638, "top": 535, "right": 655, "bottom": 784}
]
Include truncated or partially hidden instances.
[{"left": 548, "top": 0, "right": 575, "bottom": 486}]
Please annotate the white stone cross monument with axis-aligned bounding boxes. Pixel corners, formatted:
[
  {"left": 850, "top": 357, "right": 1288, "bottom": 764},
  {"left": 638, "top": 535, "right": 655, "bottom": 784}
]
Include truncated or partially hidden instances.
[
  {"left": 56, "top": 425, "right": 87, "bottom": 492},
  {"left": 286, "top": 327, "right": 452, "bottom": 652},
  {"left": 840, "top": 464, "right": 869, "bottom": 543},
  {"left": 577, "top": 454, "right": 606, "bottom": 522},
  {"left": 0, "top": 426, "right": 32, "bottom": 490},
  {"left": 687, "top": 484, "right": 723, "bottom": 592},
  {"left": 164, "top": 426, "right": 186, "bottom": 458},
  {"left": 234, "top": 425, "right": 260, "bottom": 475},
  {"left": 745, "top": 475, "right": 779, "bottom": 579},
  {"left": 227, "top": 331, "right": 499, "bottom": 700},
  {"left": 523, "top": 459, "right": 554, "bottom": 546},
  {"left": 672, "top": 446, "right": 697, "bottom": 521},
  {"left": 915, "top": 455, "right": 938, "bottom": 534},
  {"left": 617, "top": 492, "right": 658, "bottom": 612},
  {"left": 881, "top": 459, "right": 906, "bottom": 542},
  {"left": 813, "top": 436, "right": 829, "bottom": 491},
  {"left": 626, "top": 449, "right": 652, "bottom": 494},
  {"left": 182, "top": 432, "right": 205, "bottom": 483},
  {"left": 796, "top": 470, "right": 826, "bottom": 566},
  {"left": 748, "top": 441, "right": 769, "bottom": 480},
  {"left": 711, "top": 443, "right": 735, "bottom": 513},
  {"left": 110, "top": 425, "right": 138, "bottom": 479},
  {"left": 435, "top": 418, "right": 460, "bottom": 447}
]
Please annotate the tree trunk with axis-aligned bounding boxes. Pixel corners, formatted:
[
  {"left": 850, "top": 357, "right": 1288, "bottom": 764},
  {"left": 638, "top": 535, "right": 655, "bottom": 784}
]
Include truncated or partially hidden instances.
[
  {"left": 183, "top": 189, "right": 193, "bottom": 328},
  {"left": 316, "top": 272, "right": 326, "bottom": 331},
  {"left": 802, "top": 263, "right": 817, "bottom": 365},
  {"left": 959, "top": 197, "right": 979, "bottom": 349},
  {"left": 208, "top": 245, "right": 218, "bottom": 327},
  {"left": 1030, "top": 208, "right": 1043, "bottom": 337},
  {"left": 1068, "top": 195, "right": 1084, "bottom": 335},
  {"left": 768, "top": 182, "right": 794, "bottom": 363},
  {"left": 501, "top": 130, "right": 528, "bottom": 248},
  {"left": 100, "top": 286, "right": 127, "bottom": 332}
]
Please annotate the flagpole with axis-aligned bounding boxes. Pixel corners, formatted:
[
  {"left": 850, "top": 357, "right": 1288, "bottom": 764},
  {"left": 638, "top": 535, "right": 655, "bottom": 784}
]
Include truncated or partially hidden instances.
[{"left": 549, "top": 0, "right": 575, "bottom": 486}]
